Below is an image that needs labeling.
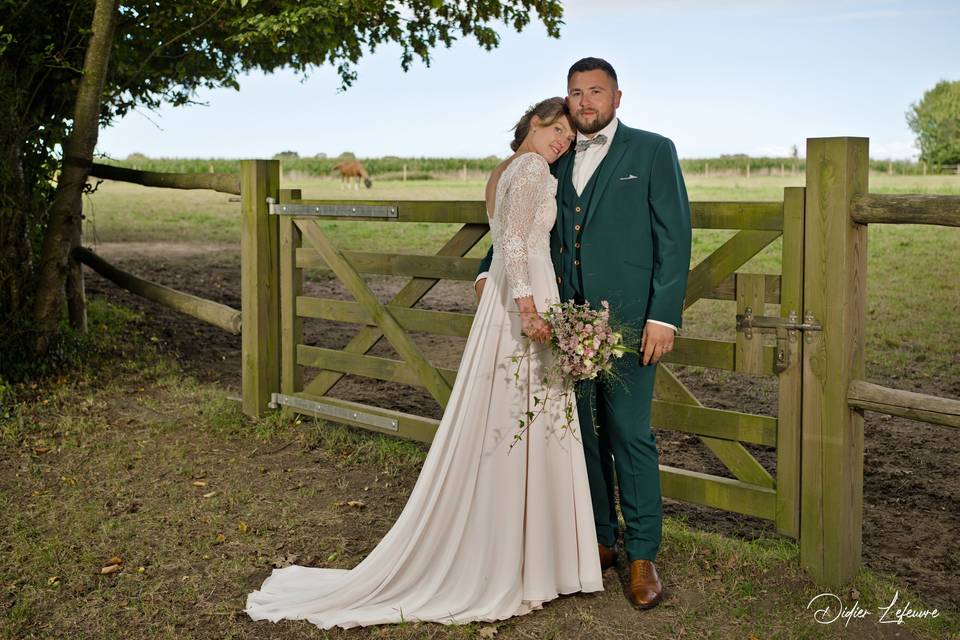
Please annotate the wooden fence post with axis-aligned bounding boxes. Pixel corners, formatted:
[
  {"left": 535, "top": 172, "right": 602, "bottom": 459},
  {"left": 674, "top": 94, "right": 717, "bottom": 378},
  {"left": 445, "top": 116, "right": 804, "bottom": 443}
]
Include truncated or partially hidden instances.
[
  {"left": 800, "top": 137, "right": 869, "bottom": 586},
  {"left": 241, "top": 160, "right": 281, "bottom": 418}
]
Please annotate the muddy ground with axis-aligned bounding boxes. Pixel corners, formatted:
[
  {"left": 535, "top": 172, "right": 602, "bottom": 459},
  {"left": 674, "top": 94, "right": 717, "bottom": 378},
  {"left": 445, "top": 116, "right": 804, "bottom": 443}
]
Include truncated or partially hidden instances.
[{"left": 84, "top": 242, "right": 959, "bottom": 612}]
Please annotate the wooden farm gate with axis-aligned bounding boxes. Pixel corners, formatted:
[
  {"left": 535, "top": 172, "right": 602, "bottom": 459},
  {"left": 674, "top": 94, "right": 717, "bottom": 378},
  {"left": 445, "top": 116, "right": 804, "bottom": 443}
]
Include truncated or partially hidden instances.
[
  {"left": 70, "top": 139, "right": 959, "bottom": 591},
  {"left": 239, "top": 159, "right": 811, "bottom": 544},
  {"left": 238, "top": 140, "right": 960, "bottom": 588}
]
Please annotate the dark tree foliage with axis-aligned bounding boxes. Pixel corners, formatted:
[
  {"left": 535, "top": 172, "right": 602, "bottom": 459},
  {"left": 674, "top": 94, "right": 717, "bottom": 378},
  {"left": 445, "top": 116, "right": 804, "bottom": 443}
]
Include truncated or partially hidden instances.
[{"left": 0, "top": 0, "right": 563, "bottom": 380}]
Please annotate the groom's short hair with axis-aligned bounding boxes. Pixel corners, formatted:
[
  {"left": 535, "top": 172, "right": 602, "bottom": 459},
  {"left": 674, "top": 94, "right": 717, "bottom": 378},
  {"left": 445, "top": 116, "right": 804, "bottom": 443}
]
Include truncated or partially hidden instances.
[{"left": 567, "top": 57, "right": 618, "bottom": 87}]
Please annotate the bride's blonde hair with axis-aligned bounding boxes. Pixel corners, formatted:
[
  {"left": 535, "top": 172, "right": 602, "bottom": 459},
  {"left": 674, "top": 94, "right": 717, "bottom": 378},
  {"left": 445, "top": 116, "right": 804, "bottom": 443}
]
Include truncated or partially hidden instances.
[{"left": 510, "top": 97, "right": 572, "bottom": 152}]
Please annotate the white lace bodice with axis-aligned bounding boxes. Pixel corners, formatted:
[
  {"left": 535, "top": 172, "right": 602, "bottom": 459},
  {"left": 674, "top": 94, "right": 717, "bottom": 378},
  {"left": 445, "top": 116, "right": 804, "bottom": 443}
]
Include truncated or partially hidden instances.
[{"left": 489, "top": 152, "right": 558, "bottom": 299}]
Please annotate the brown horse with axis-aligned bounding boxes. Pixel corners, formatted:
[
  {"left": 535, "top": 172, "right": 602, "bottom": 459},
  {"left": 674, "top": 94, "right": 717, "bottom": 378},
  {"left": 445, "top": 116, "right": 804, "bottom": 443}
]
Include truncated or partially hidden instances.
[{"left": 334, "top": 160, "right": 372, "bottom": 189}]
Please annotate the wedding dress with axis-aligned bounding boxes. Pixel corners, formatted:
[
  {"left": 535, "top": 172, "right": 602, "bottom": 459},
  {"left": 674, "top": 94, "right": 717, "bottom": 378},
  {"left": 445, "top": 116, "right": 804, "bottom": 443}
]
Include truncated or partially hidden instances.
[{"left": 245, "top": 152, "right": 602, "bottom": 629}]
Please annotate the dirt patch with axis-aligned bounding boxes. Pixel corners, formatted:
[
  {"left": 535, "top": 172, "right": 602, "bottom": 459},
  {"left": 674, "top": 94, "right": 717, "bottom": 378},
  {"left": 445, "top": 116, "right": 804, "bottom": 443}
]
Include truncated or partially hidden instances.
[{"left": 83, "top": 242, "right": 960, "bottom": 612}]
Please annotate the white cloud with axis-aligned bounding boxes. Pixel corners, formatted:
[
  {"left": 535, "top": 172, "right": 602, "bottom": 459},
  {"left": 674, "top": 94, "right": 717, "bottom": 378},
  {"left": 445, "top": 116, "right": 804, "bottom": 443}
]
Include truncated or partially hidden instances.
[{"left": 870, "top": 139, "right": 919, "bottom": 160}]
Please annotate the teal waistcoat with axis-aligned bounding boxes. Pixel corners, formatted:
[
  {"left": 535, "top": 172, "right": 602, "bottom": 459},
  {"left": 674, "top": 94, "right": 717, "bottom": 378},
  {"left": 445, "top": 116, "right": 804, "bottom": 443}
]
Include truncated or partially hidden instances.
[{"left": 556, "top": 157, "right": 605, "bottom": 301}]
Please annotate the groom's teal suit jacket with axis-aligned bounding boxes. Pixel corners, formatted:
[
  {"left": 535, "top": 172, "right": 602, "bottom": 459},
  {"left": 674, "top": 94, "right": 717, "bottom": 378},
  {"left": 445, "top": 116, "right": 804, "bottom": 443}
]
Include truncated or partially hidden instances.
[
  {"left": 478, "top": 121, "right": 691, "bottom": 561},
  {"left": 480, "top": 121, "right": 692, "bottom": 335}
]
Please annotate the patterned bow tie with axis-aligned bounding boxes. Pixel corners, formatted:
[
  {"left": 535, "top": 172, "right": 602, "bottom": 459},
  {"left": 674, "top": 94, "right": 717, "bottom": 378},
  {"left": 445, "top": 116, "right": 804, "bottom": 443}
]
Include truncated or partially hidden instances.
[{"left": 575, "top": 134, "right": 607, "bottom": 153}]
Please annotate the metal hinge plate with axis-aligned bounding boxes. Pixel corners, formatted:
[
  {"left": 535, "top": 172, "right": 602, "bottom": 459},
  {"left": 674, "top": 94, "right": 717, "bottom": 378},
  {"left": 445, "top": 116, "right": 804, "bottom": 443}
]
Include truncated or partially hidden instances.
[
  {"left": 269, "top": 393, "right": 399, "bottom": 431},
  {"left": 267, "top": 202, "right": 398, "bottom": 218}
]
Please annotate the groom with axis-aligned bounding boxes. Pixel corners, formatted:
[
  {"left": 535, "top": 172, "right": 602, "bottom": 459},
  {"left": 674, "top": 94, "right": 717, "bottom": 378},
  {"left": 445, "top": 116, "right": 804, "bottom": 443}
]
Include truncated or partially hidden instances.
[{"left": 475, "top": 57, "right": 691, "bottom": 608}]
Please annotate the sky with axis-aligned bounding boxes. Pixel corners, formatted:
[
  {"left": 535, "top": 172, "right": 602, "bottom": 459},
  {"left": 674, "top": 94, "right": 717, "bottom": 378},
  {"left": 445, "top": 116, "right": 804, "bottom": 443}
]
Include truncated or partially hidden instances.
[{"left": 96, "top": 0, "right": 960, "bottom": 161}]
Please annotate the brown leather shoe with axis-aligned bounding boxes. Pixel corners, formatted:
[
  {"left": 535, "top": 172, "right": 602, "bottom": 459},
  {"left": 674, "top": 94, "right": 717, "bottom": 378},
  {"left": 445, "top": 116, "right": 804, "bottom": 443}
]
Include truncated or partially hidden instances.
[
  {"left": 628, "top": 560, "right": 663, "bottom": 609},
  {"left": 598, "top": 543, "right": 617, "bottom": 571}
]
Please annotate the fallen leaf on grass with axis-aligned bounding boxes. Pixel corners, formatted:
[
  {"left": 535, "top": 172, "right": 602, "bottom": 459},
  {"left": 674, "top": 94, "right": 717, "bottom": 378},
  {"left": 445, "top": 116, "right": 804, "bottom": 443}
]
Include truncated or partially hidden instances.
[
  {"left": 107, "top": 555, "right": 123, "bottom": 566},
  {"left": 191, "top": 480, "right": 208, "bottom": 487},
  {"left": 238, "top": 521, "right": 248, "bottom": 534},
  {"left": 271, "top": 554, "right": 299, "bottom": 568},
  {"left": 214, "top": 534, "right": 226, "bottom": 544},
  {"left": 47, "top": 576, "right": 60, "bottom": 586},
  {"left": 100, "top": 564, "right": 122, "bottom": 575},
  {"left": 334, "top": 500, "right": 366, "bottom": 509},
  {"left": 203, "top": 491, "right": 218, "bottom": 498},
  {"left": 479, "top": 625, "right": 498, "bottom": 638},
  {"left": 33, "top": 447, "right": 51, "bottom": 455}
]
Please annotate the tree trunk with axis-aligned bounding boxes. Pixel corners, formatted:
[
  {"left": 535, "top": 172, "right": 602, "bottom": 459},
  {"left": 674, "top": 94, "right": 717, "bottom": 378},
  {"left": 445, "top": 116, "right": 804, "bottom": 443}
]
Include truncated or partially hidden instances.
[
  {"left": 0, "top": 70, "right": 31, "bottom": 324},
  {"left": 32, "top": 0, "right": 119, "bottom": 352}
]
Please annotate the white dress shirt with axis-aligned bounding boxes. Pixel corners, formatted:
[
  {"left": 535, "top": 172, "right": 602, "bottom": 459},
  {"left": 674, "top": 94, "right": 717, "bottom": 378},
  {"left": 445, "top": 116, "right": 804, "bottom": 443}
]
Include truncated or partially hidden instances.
[
  {"left": 478, "top": 117, "right": 677, "bottom": 334},
  {"left": 572, "top": 117, "right": 619, "bottom": 195}
]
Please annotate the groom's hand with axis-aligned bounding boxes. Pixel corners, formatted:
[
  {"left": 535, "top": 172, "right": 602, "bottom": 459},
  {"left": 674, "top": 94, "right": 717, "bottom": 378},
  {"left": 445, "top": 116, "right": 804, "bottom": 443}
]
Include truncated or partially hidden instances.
[{"left": 641, "top": 322, "right": 675, "bottom": 366}]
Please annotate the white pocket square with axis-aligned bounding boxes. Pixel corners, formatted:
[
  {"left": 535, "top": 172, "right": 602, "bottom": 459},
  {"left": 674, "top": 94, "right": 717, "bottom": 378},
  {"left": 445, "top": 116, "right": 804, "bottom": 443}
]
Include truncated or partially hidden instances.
[{"left": 619, "top": 174, "right": 639, "bottom": 181}]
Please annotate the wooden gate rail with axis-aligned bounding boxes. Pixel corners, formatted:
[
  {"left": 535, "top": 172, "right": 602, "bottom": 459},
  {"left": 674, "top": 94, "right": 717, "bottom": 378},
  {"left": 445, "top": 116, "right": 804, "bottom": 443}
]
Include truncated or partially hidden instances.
[
  {"left": 282, "top": 198, "right": 783, "bottom": 229},
  {"left": 660, "top": 467, "right": 776, "bottom": 520},
  {"left": 295, "top": 252, "right": 785, "bottom": 306}
]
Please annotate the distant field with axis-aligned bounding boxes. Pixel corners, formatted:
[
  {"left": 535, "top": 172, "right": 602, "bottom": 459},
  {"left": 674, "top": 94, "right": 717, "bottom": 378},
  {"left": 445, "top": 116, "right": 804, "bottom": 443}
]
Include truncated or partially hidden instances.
[{"left": 82, "top": 172, "right": 960, "bottom": 246}]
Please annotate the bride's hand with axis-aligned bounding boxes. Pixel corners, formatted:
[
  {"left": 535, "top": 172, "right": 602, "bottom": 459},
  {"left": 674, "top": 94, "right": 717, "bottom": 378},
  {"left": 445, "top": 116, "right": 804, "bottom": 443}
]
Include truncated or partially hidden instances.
[{"left": 521, "top": 311, "right": 551, "bottom": 343}]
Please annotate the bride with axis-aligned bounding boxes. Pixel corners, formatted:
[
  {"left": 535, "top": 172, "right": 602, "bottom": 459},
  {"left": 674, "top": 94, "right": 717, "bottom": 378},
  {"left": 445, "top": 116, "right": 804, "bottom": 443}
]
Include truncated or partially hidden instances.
[{"left": 245, "top": 97, "right": 602, "bottom": 629}]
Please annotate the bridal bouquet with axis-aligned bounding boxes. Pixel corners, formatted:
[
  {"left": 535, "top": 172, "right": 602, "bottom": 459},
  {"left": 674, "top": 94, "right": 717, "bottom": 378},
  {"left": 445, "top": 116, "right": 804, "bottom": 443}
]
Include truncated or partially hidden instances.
[{"left": 510, "top": 300, "right": 633, "bottom": 449}]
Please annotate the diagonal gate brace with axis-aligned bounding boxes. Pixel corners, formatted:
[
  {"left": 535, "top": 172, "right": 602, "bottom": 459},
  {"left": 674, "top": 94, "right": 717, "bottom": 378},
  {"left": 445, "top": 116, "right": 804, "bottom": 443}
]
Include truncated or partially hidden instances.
[
  {"left": 296, "top": 219, "right": 456, "bottom": 407},
  {"left": 302, "top": 223, "right": 488, "bottom": 404}
]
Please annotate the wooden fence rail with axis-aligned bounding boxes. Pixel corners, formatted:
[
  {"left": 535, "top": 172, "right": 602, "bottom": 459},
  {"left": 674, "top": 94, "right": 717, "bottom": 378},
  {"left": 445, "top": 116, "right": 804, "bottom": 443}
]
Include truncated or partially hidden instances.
[
  {"left": 89, "top": 162, "right": 241, "bottom": 195},
  {"left": 850, "top": 194, "right": 960, "bottom": 226},
  {"left": 848, "top": 380, "right": 960, "bottom": 429},
  {"left": 73, "top": 246, "right": 242, "bottom": 334}
]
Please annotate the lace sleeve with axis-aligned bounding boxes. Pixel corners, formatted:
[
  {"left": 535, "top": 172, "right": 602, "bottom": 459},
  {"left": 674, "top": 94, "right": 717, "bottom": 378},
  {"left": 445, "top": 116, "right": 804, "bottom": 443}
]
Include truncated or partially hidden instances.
[{"left": 498, "top": 153, "right": 549, "bottom": 299}]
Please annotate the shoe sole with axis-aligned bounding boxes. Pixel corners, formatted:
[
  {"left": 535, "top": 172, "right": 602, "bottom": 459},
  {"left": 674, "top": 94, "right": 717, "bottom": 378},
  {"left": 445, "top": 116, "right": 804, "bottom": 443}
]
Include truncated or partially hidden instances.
[{"left": 629, "top": 596, "right": 662, "bottom": 610}]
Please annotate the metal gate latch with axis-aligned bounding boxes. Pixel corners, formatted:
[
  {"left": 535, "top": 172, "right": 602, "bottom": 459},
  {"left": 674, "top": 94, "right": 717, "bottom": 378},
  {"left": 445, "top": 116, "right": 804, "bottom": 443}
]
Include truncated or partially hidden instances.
[{"left": 735, "top": 309, "right": 822, "bottom": 373}]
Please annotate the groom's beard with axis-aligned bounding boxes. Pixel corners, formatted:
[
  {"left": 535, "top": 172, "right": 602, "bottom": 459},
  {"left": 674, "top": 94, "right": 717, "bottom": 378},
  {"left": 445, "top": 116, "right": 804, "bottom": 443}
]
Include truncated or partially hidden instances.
[{"left": 574, "top": 108, "right": 615, "bottom": 135}]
